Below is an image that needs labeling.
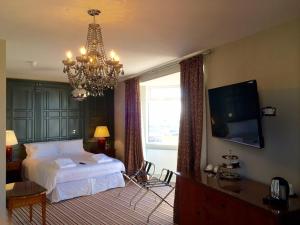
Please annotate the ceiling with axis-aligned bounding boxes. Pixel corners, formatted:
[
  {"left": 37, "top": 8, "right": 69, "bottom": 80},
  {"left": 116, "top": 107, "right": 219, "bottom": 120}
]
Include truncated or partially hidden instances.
[
  {"left": 140, "top": 72, "right": 180, "bottom": 86},
  {"left": 1, "top": 0, "right": 300, "bottom": 82}
]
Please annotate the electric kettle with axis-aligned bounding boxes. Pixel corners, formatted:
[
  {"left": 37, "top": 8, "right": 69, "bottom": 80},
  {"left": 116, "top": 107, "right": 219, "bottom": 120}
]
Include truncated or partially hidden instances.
[{"left": 270, "top": 177, "right": 290, "bottom": 202}]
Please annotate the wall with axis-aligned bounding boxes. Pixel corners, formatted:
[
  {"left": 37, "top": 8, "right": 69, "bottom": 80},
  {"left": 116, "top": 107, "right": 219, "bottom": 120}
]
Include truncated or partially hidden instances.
[
  {"left": 205, "top": 19, "right": 300, "bottom": 192},
  {"left": 145, "top": 149, "right": 178, "bottom": 176},
  {"left": 0, "top": 39, "right": 7, "bottom": 222}
]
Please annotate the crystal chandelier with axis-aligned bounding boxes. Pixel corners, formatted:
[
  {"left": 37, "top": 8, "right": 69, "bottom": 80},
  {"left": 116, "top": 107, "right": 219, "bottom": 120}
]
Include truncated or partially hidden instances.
[{"left": 62, "top": 9, "right": 124, "bottom": 100}]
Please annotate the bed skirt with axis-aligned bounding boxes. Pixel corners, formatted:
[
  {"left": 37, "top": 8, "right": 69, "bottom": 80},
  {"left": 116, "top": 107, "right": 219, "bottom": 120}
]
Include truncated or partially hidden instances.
[{"left": 48, "top": 172, "right": 125, "bottom": 203}]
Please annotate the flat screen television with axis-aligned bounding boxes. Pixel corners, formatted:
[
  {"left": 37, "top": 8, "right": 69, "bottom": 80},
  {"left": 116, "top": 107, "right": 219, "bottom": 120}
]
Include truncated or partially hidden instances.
[{"left": 208, "top": 80, "right": 264, "bottom": 148}]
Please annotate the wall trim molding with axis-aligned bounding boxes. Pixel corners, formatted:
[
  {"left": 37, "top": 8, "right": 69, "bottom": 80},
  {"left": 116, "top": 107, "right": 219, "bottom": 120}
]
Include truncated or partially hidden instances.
[{"left": 120, "top": 48, "right": 212, "bottom": 82}]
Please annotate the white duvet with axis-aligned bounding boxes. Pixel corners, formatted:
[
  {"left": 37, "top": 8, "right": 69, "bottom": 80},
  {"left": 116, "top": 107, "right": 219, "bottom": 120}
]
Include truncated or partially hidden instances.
[{"left": 22, "top": 152, "right": 125, "bottom": 194}]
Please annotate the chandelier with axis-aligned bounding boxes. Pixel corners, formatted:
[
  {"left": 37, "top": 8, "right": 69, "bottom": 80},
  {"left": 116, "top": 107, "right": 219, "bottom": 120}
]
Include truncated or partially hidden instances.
[{"left": 62, "top": 9, "right": 124, "bottom": 100}]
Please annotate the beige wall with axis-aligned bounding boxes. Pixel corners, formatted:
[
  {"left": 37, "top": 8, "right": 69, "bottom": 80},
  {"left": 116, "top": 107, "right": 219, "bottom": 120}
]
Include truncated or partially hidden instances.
[
  {"left": 205, "top": 19, "right": 300, "bottom": 192},
  {"left": 0, "top": 39, "right": 7, "bottom": 222}
]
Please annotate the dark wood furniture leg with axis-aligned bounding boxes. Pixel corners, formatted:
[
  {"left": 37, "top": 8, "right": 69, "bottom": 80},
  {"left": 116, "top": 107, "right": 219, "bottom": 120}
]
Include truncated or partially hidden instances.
[
  {"left": 42, "top": 193, "right": 46, "bottom": 225},
  {"left": 7, "top": 205, "right": 12, "bottom": 224},
  {"left": 29, "top": 204, "right": 32, "bottom": 222}
]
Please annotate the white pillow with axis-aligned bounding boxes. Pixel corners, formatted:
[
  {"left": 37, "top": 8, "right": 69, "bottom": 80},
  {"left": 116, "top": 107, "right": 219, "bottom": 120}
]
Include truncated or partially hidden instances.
[
  {"left": 58, "top": 139, "right": 84, "bottom": 155},
  {"left": 24, "top": 141, "right": 59, "bottom": 159},
  {"left": 24, "top": 143, "right": 33, "bottom": 157}
]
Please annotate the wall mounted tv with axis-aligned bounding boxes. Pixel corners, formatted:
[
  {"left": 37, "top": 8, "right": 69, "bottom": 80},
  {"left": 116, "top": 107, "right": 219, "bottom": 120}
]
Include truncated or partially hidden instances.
[{"left": 208, "top": 80, "right": 264, "bottom": 148}]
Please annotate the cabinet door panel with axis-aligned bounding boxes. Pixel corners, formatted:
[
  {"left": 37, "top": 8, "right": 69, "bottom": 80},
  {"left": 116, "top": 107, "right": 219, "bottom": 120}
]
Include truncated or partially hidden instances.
[
  {"left": 13, "top": 88, "right": 33, "bottom": 110},
  {"left": 42, "top": 86, "right": 83, "bottom": 140},
  {"left": 243, "top": 203, "right": 275, "bottom": 225},
  {"left": 68, "top": 118, "right": 81, "bottom": 138},
  {"left": 202, "top": 186, "right": 231, "bottom": 225},
  {"left": 61, "top": 119, "right": 68, "bottom": 138},
  {"left": 178, "top": 177, "right": 205, "bottom": 225},
  {"left": 69, "top": 96, "right": 80, "bottom": 110},
  {"left": 46, "top": 89, "right": 60, "bottom": 110},
  {"left": 10, "top": 84, "right": 35, "bottom": 143},
  {"left": 48, "top": 118, "right": 61, "bottom": 138},
  {"left": 14, "top": 119, "right": 27, "bottom": 141}
]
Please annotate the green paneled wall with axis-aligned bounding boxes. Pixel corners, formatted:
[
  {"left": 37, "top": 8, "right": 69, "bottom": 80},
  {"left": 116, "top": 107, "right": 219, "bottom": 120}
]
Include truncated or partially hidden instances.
[{"left": 6, "top": 79, "right": 114, "bottom": 159}]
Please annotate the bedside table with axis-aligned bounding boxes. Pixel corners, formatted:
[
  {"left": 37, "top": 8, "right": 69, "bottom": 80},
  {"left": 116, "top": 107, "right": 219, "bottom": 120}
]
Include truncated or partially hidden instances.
[
  {"left": 103, "top": 148, "right": 116, "bottom": 158},
  {"left": 6, "top": 181, "right": 47, "bottom": 225},
  {"left": 6, "top": 160, "right": 22, "bottom": 183},
  {"left": 92, "top": 148, "right": 116, "bottom": 158}
]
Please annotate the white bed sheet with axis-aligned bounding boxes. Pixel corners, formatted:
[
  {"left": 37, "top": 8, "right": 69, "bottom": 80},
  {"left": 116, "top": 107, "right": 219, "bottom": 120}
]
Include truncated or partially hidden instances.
[
  {"left": 22, "top": 152, "right": 125, "bottom": 195},
  {"left": 48, "top": 172, "right": 124, "bottom": 203}
]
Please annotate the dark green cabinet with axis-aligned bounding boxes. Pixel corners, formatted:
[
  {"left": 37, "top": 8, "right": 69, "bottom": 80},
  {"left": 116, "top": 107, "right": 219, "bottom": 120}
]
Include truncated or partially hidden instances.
[
  {"left": 6, "top": 79, "right": 115, "bottom": 158},
  {"left": 7, "top": 81, "right": 35, "bottom": 143},
  {"left": 7, "top": 79, "right": 83, "bottom": 144},
  {"left": 41, "top": 86, "right": 82, "bottom": 141}
]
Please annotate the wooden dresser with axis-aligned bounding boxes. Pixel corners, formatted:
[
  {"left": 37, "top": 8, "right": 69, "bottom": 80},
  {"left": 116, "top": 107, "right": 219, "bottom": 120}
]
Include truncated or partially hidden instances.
[{"left": 176, "top": 173, "right": 300, "bottom": 225}]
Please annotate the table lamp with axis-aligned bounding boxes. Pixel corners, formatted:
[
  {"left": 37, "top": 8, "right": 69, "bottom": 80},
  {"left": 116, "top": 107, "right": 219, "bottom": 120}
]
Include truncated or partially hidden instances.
[
  {"left": 94, "top": 126, "right": 110, "bottom": 151},
  {"left": 6, "top": 130, "right": 18, "bottom": 162}
]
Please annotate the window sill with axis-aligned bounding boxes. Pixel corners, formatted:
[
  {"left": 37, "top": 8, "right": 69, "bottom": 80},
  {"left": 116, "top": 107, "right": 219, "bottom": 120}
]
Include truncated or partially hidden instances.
[{"left": 145, "top": 144, "right": 178, "bottom": 150}]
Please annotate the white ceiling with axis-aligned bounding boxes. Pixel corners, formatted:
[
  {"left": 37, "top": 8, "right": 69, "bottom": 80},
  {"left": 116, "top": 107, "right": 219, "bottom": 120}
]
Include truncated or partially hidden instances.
[
  {"left": 140, "top": 72, "right": 180, "bottom": 86},
  {"left": 1, "top": 0, "right": 300, "bottom": 82}
]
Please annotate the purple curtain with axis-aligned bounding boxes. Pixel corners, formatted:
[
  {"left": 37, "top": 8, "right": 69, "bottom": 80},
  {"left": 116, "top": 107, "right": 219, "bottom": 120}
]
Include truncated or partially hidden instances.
[
  {"left": 124, "top": 78, "right": 144, "bottom": 174},
  {"left": 174, "top": 55, "right": 204, "bottom": 223}
]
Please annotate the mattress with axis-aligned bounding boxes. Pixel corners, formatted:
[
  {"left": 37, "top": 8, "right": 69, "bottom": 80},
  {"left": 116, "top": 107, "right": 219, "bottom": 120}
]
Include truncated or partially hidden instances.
[{"left": 22, "top": 152, "right": 125, "bottom": 195}]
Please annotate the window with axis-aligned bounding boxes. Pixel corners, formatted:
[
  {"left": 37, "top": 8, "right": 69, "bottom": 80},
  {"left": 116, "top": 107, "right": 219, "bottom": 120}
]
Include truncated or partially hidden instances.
[
  {"left": 141, "top": 73, "right": 181, "bottom": 150},
  {"left": 140, "top": 72, "right": 180, "bottom": 175},
  {"left": 146, "top": 86, "right": 181, "bottom": 147}
]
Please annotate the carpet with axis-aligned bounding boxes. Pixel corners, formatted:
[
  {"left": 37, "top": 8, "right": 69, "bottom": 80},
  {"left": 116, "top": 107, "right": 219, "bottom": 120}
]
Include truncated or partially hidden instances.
[{"left": 10, "top": 184, "right": 175, "bottom": 225}]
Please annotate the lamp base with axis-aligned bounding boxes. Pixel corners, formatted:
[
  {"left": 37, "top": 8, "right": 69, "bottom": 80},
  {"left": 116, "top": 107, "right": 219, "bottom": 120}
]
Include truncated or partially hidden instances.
[
  {"left": 6, "top": 146, "right": 13, "bottom": 162},
  {"left": 97, "top": 138, "right": 106, "bottom": 152}
]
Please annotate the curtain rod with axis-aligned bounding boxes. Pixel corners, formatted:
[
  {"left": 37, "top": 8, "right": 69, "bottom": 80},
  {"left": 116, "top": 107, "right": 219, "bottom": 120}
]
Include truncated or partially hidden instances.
[{"left": 119, "top": 48, "right": 212, "bottom": 82}]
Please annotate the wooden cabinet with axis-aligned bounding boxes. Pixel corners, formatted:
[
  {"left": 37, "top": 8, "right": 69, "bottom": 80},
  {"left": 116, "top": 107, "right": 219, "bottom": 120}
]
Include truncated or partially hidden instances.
[
  {"left": 6, "top": 79, "right": 83, "bottom": 144},
  {"left": 176, "top": 173, "right": 300, "bottom": 225},
  {"left": 6, "top": 79, "right": 115, "bottom": 156}
]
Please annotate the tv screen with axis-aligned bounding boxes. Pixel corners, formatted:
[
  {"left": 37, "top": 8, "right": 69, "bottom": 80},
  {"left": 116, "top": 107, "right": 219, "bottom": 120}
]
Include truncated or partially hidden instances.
[{"left": 208, "top": 80, "right": 264, "bottom": 148}]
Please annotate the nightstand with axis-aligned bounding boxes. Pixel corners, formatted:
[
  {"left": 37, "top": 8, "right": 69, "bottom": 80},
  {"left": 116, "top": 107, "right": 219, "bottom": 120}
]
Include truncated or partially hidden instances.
[
  {"left": 103, "top": 148, "right": 116, "bottom": 158},
  {"left": 92, "top": 148, "right": 116, "bottom": 158},
  {"left": 6, "top": 160, "right": 22, "bottom": 183}
]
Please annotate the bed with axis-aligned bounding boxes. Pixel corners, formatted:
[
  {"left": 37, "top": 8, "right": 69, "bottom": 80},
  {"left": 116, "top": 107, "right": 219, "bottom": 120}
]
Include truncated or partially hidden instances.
[{"left": 22, "top": 139, "right": 125, "bottom": 203}]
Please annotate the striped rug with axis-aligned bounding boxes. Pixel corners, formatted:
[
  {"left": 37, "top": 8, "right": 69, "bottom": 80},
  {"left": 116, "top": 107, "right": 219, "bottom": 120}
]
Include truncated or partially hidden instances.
[{"left": 11, "top": 184, "right": 175, "bottom": 225}]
